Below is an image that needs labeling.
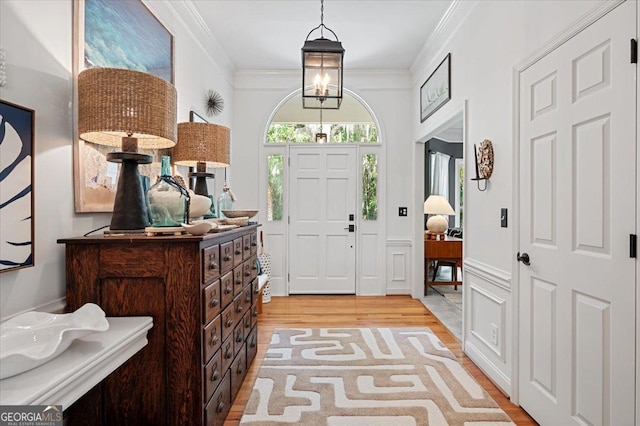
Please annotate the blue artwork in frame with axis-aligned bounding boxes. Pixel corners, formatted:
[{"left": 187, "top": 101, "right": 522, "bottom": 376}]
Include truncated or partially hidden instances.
[
  {"left": 0, "top": 100, "right": 35, "bottom": 273},
  {"left": 84, "top": 0, "right": 174, "bottom": 83}
]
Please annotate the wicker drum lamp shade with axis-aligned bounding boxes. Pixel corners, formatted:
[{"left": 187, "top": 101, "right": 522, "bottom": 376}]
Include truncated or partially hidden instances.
[
  {"left": 173, "top": 122, "right": 230, "bottom": 197},
  {"left": 78, "top": 67, "right": 177, "bottom": 231}
]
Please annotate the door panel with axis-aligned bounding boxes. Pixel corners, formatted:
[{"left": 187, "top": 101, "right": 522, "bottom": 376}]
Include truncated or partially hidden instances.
[
  {"left": 289, "top": 146, "right": 356, "bottom": 294},
  {"left": 518, "top": 2, "right": 636, "bottom": 424}
]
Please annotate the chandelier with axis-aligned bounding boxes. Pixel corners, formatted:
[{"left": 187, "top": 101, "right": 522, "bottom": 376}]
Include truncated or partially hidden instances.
[{"left": 301, "top": 0, "right": 344, "bottom": 109}]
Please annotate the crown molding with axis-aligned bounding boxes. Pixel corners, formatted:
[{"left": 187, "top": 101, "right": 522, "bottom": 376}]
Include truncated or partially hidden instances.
[
  {"left": 410, "top": 0, "right": 478, "bottom": 81},
  {"left": 157, "top": 0, "right": 236, "bottom": 85}
]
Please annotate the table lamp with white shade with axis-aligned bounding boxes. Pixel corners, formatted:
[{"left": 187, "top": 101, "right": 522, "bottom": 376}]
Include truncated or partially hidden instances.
[{"left": 424, "top": 195, "right": 455, "bottom": 235}]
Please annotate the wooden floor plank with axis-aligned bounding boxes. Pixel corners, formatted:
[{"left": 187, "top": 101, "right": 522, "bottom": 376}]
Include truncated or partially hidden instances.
[{"left": 225, "top": 295, "right": 537, "bottom": 425}]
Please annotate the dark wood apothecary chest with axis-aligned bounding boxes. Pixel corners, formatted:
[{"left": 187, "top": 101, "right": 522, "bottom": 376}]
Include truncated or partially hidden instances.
[{"left": 59, "top": 225, "right": 260, "bottom": 425}]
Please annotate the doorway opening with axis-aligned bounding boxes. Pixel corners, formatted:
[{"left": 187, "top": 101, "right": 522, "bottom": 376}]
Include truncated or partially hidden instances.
[{"left": 421, "top": 112, "right": 464, "bottom": 341}]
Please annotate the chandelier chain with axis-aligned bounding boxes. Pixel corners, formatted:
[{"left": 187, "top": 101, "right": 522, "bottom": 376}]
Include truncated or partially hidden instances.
[{"left": 320, "top": 0, "right": 324, "bottom": 37}]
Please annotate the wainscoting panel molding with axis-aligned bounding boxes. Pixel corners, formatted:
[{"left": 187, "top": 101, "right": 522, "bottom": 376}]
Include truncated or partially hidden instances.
[
  {"left": 464, "top": 263, "right": 513, "bottom": 397},
  {"left": 464, "top": 257, "right": 511, "bottom": 290},
  {"left": 469, "top": 284, "right": 507, "bottom": 362},
  {"left": 386, "top": 239, "right": 412, "bottom": 295}
]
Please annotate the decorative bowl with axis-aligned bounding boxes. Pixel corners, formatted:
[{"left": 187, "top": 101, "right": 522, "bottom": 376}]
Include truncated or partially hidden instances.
[
  {"left": 0, "top": 303, "right": 109, "bottom": 379},
  {"left": 222, "top": 209, "right": 258, "bottom": 219},
  {"left": 188, "top": 190, "right": 213, "bottom": 219},
  {"left": 182, "top": 221, "right": 215, "bottom": 235}
]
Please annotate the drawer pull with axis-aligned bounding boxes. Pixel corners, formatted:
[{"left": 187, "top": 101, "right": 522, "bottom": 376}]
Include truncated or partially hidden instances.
[
  {"left": 244, "top": 270, "right": 251, "bottom": 277},
  {"left": 224, "top": 255, "right": 232, "bottom": 261},
  {"left": 251, "top": 265, "right": 258, "bottom": 271},
  {"left": 253, "top": 309, "right": 258, "bottom": 318},
  {"left": 225, "top": 318, "right": 233, "bottom": 328},
  {"left": 235, "top": 304, "right": 243, "bottom": 313},
  {"left": 225, "top": 344, "right": 233, "bottom": 359},
  {"left": 224, "top": 287, "right": 232, "bottom": 294},
  {"left": 236, "top": 364, "right": 243, "bottom": 375},
  {"left": 235, "top": 248, "right": 242, "bottom": 255},
  {"left": 211, "top": 369, "right": 219, "bottom": 382},
  {"left": 250, "top": 338, "right": 256, "bottom": 348},
  {"left": 244, "top": 294, "right": 251, "bottom": 303},
  {"left": 209, "top": 331, "right": 219, "bottom": 346},
  {"left": 236, "top": 333, "right": 243, "bottom": 343},
  {"left": 216, "top": 395, "right": 225, "bottom": 413},
  {"left": 251, "top": 242, "right": 257, "bottom": 247},
  {"left": 235, "top": 278, "right": 243, "bottom": 285},
  {"left": 209, "top": 297, "right": 219, "bottom": 308},
  {"left": 209, "top": 261, "right": 218, "bottom": 270},
  {"left": 244, "top": 245, "right": 250, "bottom": 251},
  {"left": 245, "top": 320, "right": 251, "bottom": 329}
]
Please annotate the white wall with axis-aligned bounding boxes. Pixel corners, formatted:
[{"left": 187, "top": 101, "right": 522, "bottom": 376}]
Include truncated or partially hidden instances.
[
  {"left": 0, "top": 0, "right": 234, "bottom": 319},
  {"left": 410, "top": 0, "right": 604, "bottom": 395}
]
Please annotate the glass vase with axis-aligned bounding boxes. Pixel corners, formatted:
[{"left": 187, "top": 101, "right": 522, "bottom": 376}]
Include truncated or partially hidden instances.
[{"left": 147, "top": 156, "right": 188, "bottom": 227}]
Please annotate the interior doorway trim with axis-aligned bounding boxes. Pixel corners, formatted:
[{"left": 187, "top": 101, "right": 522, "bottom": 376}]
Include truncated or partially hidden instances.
[{"left": 412, "top": 99, "right": 467, "bottom": 301}]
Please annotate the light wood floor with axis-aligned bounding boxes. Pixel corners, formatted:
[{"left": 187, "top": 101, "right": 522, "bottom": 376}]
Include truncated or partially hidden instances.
[{"left": 225, "top": 295, "right": 537, "bottom": 425}]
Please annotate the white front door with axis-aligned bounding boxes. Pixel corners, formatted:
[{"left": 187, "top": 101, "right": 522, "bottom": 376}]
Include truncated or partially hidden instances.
[
  {"left": 289, "top": 146, "right": 357, "bottom": 294},
  {"left": 518, "top": 2, "right": 636, "bottom": 424}
]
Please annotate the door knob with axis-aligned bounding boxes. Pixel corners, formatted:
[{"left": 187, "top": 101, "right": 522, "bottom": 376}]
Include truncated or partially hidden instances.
[
  {"left": 343, "top": 224, "right": 355, "bottom": 232},
  {"left": 516, "top": 252, "right": 530, "bottom": 265}
]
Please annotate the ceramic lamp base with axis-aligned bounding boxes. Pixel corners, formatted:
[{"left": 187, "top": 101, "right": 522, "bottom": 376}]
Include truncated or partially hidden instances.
[{"left": 426, "top": 215, "right": 448, "bottom": 234}]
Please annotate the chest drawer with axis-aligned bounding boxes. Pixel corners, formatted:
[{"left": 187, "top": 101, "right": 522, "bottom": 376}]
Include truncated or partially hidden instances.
[
  {"left": 243, "top": 255, "right": 258, "bottom": 286},
  {"left": 241, "top": 285, "right": 253, "bottom": 313},
  {"left": 232, "top": 320, "right": 245, "bottom": 357},
  {"left": 204, "top": 371, "right": 231, "bottom": 426},
  {"left": 203, "top": 280, "right": 221, "bottom": 325},
  {"left": 247, "top": 325, "right": 258, "bottom": 366},
  {"left": 203, "top": 349, "right": 222, "bottom": 402},
  {"left": 233, "top": 266, "right": 244, "bottom": 296},
  {"left": 203, "top": 315, "right": 221, "bottom": 363},
  {"left": 220, "top": 271, "right": 234, "bottom": 308},
  {"left": 250, "top": 232, "right": 258, "bottom": 255},
  {"left": 242, "top": 235, "right": 251, "bottom": 260},
  {"left": 203, "top": 245, "right": 220, "bottom": 284},
  {"left": 230, "top": 344, "right": 247, "bottom": 401},
  {"left": 233, "top": 238, "right": 243, "bottom": 267},
  {"left": 220, "top": 241, "right": 234, "bottom": 273},
  {"left": 221, "top": 334, "right": 234, "bottom": 373},
  {"left": 221, "top": 303, "right": 236, "bottom": 341}
]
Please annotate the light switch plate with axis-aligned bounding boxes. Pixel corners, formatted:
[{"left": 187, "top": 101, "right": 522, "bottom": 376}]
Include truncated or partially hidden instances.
[{"left": 501, "top": 208, "right": 508, "bottom": 228}]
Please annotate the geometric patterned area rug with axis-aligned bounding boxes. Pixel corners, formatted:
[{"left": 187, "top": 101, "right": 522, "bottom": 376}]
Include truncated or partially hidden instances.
[{"left": 240, "top": 328, "right": 514, "bottom": 425}]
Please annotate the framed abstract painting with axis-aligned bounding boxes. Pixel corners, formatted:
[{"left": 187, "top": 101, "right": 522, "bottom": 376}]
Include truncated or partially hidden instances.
[
  {"left": 73, "top": 0, "right": 174, "bottom": 212},
  {"left": 0, "top": 100, "right": 35, "bottom": 273}
]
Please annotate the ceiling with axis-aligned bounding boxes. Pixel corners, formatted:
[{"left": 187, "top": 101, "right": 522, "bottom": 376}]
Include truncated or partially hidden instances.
[{"left": 190, "top": 0, "right": 453, "bottom": 71}]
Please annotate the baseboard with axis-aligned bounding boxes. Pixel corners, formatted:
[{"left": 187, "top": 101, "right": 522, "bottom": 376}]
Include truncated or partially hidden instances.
[
  {"left": 464, "top": 340, "right": 512, "bottom": 397},
  {"left": 385, "top": 287, "right": 411, "bottom": 295},
  {"left": 1, "top": 297, "right": 66, "bottom": 322}
]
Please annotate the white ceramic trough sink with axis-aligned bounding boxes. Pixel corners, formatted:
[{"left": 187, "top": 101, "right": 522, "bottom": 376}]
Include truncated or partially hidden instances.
[{"left": 0, "top": 303, "right": 109, "bottom": 379}]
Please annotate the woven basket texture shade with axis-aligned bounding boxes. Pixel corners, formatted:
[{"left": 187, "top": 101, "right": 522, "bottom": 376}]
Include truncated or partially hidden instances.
[
  {"left": 78, "top": 67, "right": 177, "bottom": 148},
  {"left": 174, "top": 122, "right": 230, "bottom": 168}
]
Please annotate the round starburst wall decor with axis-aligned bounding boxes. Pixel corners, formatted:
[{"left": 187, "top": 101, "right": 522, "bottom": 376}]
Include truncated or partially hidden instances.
[{"left": 205, "top": 90, "right": 224, "bottom": 117}]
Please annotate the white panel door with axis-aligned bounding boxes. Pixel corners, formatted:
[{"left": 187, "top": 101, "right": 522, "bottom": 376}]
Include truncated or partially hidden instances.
[
  {"left": 289, "top": 146, "right": 356, "bottom": 294},
  {"left": 518, "top": 2, "right": 636, "bottom": 425}
]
